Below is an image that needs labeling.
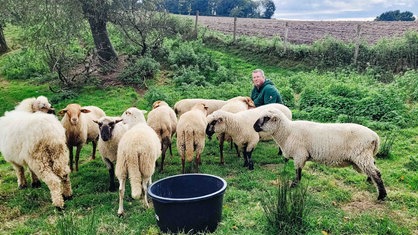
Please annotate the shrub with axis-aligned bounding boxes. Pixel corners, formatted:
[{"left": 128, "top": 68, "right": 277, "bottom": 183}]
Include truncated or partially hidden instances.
[
  {"left": 0, "top": 48, "right": 49, "bottom": 79},
  {"left": 118, "top": 56, "right": 160, "bottom": 86}
]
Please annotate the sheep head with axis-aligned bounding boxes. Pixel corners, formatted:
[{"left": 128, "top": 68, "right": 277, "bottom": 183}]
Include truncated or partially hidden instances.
[
  {"left": 152, "top": 100, "right": 169, "bottom": 109},
  {"left": 32, "top": 96, "right": 55, "bottom": 114},
  {"left": 253, "top": 109, "right": 283, "bottom": 133},
  {"left": 121, "top": 107, "right": 147, "bottom": 127},
  {"left": 191, "top": 103, "right": 209, "bottom": 116},
  {"left": 59, "top": 103, "right": 91, "bottom": 125},
  {"left": 94, "top": 117, "right": 123, "bottom": 141},
  {"left": 206, "top": 111, "right": 227, "bottom": 139}
]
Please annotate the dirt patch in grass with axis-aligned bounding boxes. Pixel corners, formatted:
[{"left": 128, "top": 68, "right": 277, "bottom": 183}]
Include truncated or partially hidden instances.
[{"left": 341, "top": 191, "right": 386, "bottom": 214}]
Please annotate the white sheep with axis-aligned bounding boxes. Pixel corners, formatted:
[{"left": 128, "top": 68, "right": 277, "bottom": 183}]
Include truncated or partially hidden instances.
[
  {"left": 253, "top": 108, "right": 387, "bottom": 200},
  {"left": 176, "top": 103, "right": 208, "bottom": 173},
  {"left": 14, "top": 95, "right": 55, "bottom": 114},
  {"left": 206, "top": 103, "right": 292, "bottom": 170},
  {"left": 174, "top": 98, "right": 227, "bottom": 117},
  {"left": 59, "top": 104, "right": 106, "bottom": 171},
  {"left": 0, "top": 110, "right": 73, "bottom": 209},
  {"left": 115, "top": 122, "right": 161, "bottom": 216},
  {"left": 216, "top": 96, "right": 256, "bottom": 164},
  {"left": 120, "top": 107, "right": 147, "bottom": 128},
  {"left": 94, "top": 116, "right": 126, "bottom": 191},
  {"left": 146, "top": 100, "right": 177, "bottom": 172}
]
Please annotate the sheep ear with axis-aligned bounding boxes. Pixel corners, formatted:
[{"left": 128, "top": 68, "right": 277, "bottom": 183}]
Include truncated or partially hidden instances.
[
  {"left": 93, "top": 119, "right": 99, "bottom": 124},
  {"left": 80, "top": 108, "right": 91, "bottom": 113},
  {"left": 217, "top": 117, "right": 223, "bottom": 123},
  {"left": 115, "top": 119, "right": 123, "bottom": 124},
  {"left": 272, "top": 116, "right": 277, "bottom": 122},
  {"left": 58, "top": 109, "right": 67, "bottom": 116}
]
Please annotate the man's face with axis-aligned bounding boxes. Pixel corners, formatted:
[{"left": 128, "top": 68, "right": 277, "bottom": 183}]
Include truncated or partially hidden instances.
[{"left": 252, "top": 72, "right": 265, "bottom": 88}]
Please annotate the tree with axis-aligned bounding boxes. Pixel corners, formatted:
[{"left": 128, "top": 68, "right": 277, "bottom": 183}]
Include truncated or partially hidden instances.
[
  {"left": 0, "top": 23, "right": 9, "bottom": 54},
  {"left": 375, "top": 10, "right": 416, "bottom": 21},
  {"left": 262, "top": 0, "right": 275, "bottom": 19}
]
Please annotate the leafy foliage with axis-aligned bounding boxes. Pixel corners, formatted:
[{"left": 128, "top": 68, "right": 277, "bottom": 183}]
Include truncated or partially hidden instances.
[
  {"left": 118, "top": 56, "right": 160, "bottom": 86},
  {"left": 375, "top": 10, "right": 416, "bottom": 21}
]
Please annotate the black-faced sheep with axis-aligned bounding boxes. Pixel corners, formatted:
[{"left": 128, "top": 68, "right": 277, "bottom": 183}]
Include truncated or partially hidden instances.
[
  {"left": 174, "top": 98, "right": 227, "bottom": 117},
  {"left": 176, "top": 103, "right": 208, "bottom": 173},
  {"left": 147, "top": 100, "right": 177, "bottom": 172},
  {"left": 115, "top": 122, "right": 161, "bottom": 216},
  {"left": 94, "top": 116, "right": 126, "bottom": 192},
  {"left": 216, "top": 96, "right": 256, "bottom": 164},
  {"left": 59, "top": 104, "right": 106, "bottom": 171},
  {"left": 206, "top": 103, "right": 292, "bottom": 170},
  {"left": 15, "top": 95, "right": 55, "bottom": 114},
  {"left": 253, "top": 108, "right": 387, "bottom": 200},
  {"left": 0, "top": 110, "right": 72, "bottom": 209}
]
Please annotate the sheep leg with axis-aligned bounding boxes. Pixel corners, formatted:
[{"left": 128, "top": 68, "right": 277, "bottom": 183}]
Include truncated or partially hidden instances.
[
  {"left": 30, "top": 169, "right": 41, "bottom": 188},
  {"left": 105, "top": 159, "right": 116, "bottom": 192},
  {"left": 234, "top": 143, "right": 240, "bottom": 158},
  {"left": 12, "top": 163, "right": 27, "bottom": 189},
  {"left": 61, "top": 174, "right": 73, "bottom": 200},
  {"left": 75, "top": 145, "right": 82, "bottom": 172},
  {"left": 160, "top": 137, "right": 170, "bottom": 172},
  {"left": 142, "top": 178, "right": 150, "bottom": 208},
  {"left": 117, "top": 177, "right": 126, "bottom": 216},
  {"left": 195, "top": 153, "right": 201, "bottom": 173},
  {"left": 169, "top": 142, "right": 173, "bottom": 157},
  {"left": 359, "top": 162, "right": 387, "bottom": 200},
  {"left": 218, "top": 132, "right": 225, "bottom": 165},
  {"left": 91, "top": 140, "right": 97, "bottom": 160},
  {"left": 291, "top": 168, "right": 302, "bottom": 187},
  {"left": 245, "top": 149, "right": 254, "bottom": 170},
  {"left": 181, "top": 157, "right": 186, "bottom": 174},
  {"left": 40, "top": 171, "right": 65, "bottom": 209},
  {"left": 68, "top": 146, "right": 74, "bottom": 172}
]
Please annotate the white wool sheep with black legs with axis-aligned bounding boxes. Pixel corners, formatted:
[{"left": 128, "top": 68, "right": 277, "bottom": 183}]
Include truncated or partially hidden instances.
[
  {"left": 147, "top": 100, "right": 177, "bottom": 172},
  {"left": 116, "top": 109, "right": 161, "bottom": 216},
  {"left": 206, "top": 103, "right": 292, "bottom": 170},
  {"left": 253, "top": 108, "right": 387, "bottom": 200},
  {"left": 0, "top": 110, "right": 73, "bottom": 209}
]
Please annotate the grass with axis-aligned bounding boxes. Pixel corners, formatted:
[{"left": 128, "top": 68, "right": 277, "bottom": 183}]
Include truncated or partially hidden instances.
[{"left": 1, "top": 51, "right": 418, "bottom": 234}]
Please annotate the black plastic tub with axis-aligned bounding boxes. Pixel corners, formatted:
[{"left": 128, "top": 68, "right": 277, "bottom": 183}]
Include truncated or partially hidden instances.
[{"left": 148, "top": 174, "right": 227, "bottom": 234}]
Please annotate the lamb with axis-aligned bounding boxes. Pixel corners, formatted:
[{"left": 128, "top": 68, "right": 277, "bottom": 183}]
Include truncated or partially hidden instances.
[
  {"left": 14, "top": 95, "right": 55, "bottom": 114},
  {"left": 253, "top": 108, "right": 387, "bottom": 200},
  {"left": 94, "top": 107, "right": 147, "bottom": 192},
  {"left": 0, "top": 110, "right": 72, "bottom": 209},
  {"left": 174, "top": 98, "right": 227, "bottom": 117},
  {"left": 206, "top": 103, "right": 292, "bottom": 170},
  {"left": 176, "top": 103, "right": 208, "bottom": 173},
  {"left": 59, "top": 104, "right": 106, "bottom": 171},
  {"left": 115, "top": 122, "right": 161, "bottom": 216},
  {"left": 146, "top": 100, "right": 177, "bottom": 172}
]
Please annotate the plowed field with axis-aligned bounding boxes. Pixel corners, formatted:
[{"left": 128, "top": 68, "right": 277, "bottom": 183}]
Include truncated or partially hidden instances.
[{"left": 185, "top": 15, "right": 418, "bottom": 45}]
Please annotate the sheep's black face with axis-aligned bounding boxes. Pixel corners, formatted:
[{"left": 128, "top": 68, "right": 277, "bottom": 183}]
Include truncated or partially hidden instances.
[
  {"left": 206, "top": 120, "right": 217, "bottom": 139},
  {"left": 254, "top": 116, "right": 270, "bottom": 132},
  {"left": 100, "top": 124, "right": 113, "bottom": 141}
]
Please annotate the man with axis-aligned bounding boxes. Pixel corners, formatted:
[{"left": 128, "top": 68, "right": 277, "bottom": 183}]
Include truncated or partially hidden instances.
[{"left": 250, "top": 69, "right": 283, "bottom": 107}]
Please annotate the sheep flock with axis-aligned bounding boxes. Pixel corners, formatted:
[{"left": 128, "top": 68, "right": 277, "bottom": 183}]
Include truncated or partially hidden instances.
[{"left": 0, "top": 95, "right": 388, "bottom": 215}]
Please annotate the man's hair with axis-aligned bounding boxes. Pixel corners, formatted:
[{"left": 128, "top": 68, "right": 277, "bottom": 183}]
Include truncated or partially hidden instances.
[{"left": 252, "top": 69, "right": 265, "bottom": 78}]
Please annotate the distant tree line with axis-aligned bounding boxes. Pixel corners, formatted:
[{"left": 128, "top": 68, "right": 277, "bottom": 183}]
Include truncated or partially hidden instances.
[
  {"left": 163, "top": 0, "right": 276, "bottom": 19},
  {"left": 375, "top": 10, "right": 416, "bottom": 21}
]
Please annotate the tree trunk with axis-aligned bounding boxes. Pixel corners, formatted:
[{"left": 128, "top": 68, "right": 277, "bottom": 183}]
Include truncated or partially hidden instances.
[
  {"left": 81, "top": 2, "right": 117, "bottom": 64},
  {"left": 0, "top": 24, "right": 9, "bottom": 54}
]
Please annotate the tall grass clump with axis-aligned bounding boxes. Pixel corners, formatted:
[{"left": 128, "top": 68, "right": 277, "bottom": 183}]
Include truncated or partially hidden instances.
[
  {"left": 262, "top": 171, "right": 310, "bottom": 235},
  {"left": 56, "top": 211, "right": 98, "bottom": 235},
  {"left": 377, "top": 132, "right": 397, "bottom": 159}
]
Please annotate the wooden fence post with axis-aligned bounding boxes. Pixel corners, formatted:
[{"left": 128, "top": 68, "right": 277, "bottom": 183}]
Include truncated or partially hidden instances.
[
  {"left": 353, "top": 24, "right": 361, "bottom": 64},
  {"left": 284, "top": 22, "right": 289, "bottom": 53},
  {"left": 233, "top": 17, "right": 237, "bottom": 42},
  {"left": 194, "top": 11, "right": 199, "bottom": 39}
]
